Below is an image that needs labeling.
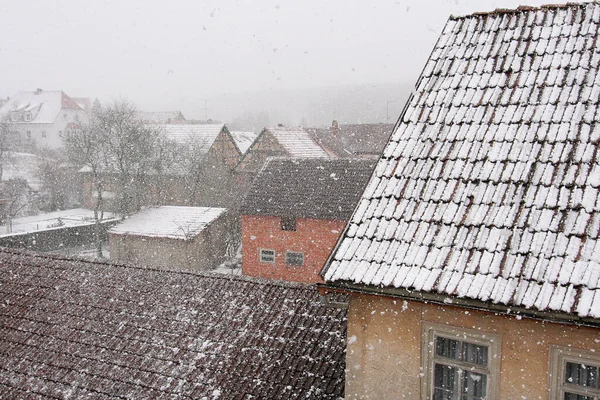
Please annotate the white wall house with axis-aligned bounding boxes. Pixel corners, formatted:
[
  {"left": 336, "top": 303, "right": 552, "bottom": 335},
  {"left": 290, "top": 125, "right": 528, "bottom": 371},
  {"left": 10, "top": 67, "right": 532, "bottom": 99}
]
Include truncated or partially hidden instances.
[{"left": 0, "top": 89, "right": 88, "bottom": 149}]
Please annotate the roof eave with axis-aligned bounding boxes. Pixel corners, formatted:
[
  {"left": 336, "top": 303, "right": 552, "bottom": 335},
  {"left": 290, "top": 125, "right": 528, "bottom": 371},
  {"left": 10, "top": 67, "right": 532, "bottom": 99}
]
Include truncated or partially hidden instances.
[{"left": 317, "top": 281, "right": 600, "bottom": 328}]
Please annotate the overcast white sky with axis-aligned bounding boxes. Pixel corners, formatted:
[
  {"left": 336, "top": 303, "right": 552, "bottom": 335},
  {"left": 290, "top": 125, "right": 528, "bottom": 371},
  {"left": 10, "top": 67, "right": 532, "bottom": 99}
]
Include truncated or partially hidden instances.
[{"left": 0, "top": 0, "right": 550, "bottom": 119}]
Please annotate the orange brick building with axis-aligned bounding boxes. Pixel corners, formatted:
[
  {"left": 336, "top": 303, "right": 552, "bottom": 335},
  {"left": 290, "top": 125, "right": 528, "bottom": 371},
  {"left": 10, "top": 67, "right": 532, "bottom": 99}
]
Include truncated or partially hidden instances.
[{"left": 240, "top": 157, "right": 375, "bottom": 283}]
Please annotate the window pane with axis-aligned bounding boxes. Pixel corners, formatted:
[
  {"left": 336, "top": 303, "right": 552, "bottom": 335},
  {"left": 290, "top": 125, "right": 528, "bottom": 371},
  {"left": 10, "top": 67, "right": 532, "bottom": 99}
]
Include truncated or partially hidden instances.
[
  {"left": 462, "top": 371, "right": 487, "bottom": 399},
  {"left": 566, "top": 362, "right": 598, "bottom": 388},
  {"left": 436, "top": 337, "right": 461, "bottom": 360},
  {"left": 434, "top": 363, "right": 459, "bottom": 394},
  {"left": 286, "top": 251, "right": 304, "bottom": 266},
  {"left": 434, "top": 388, "right": 459, "bottom": 400},
  {"left": 463, "top": 342, "right": 488, "bottom": 366},
  {"left": 564, "top": 393, "right": 594, "bottom": 400}
]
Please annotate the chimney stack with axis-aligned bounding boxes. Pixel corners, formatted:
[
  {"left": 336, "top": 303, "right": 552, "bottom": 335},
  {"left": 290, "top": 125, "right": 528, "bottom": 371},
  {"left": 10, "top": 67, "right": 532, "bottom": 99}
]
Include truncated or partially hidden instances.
[
  {"left": 35, "top": 88, "right": 42, "bottom": 95},
  {"left": 331, "top": 120, "right": 339, "bottom": 137}
]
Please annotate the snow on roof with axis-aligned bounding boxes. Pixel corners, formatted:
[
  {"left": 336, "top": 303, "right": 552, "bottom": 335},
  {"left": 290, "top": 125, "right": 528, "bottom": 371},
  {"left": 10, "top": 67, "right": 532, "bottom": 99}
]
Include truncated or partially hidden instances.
[
  {"left": 230, "top": 130, "right": 258, "bottom": 154},
  {"left": 138, "top": 111, "right": 185, "bottom": 124},
  {"left": 0, "top": 248, "right": 346, "bottom": 398},
  {"left": 265, "top": 126, "right": 329, "bottom": 158},
  {"left": 109, "top": 206, "right": 226, "bottom": 239},
  {"left": 324, "top": 2, "right": 600, "bottom": 320},
  {"left": 0, "top": 90, "right": 82, "bottom": 124},
  {"left": 160, "top": 124, "right": 225, "bottom": 153},
  {"left": 307, "top": 123, "right": 394, "bottom": 157}
]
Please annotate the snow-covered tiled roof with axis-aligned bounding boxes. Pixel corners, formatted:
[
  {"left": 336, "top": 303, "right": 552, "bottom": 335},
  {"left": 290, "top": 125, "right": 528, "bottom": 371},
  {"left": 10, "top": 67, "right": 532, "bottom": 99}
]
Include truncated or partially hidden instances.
[
  {"left": 0, "top": 90, "right": 83, "bottom": 124},
  {"left": 324, "top": 2, "right": 600, "bottom": 320},
  {"left": 138, "top": 110, "right": 185, "bottom": 124},
  {"left": 230, "top": 130, "right": 258, "bottom": 154},
  {"left": 109, "top": 206, "right": 226, "bottom": 239},
  {"left": 266, "top": 126, "right": 329, "bottom": 158},
  {"left": 0, "top": 248, "right": 346, "bottom": 398},
  {"left": 160, "top": 124, "right": 225, "bottom": 153}
]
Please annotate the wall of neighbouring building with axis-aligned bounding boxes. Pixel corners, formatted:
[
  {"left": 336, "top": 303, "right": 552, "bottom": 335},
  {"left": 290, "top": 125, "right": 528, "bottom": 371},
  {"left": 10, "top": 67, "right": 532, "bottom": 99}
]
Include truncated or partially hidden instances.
[
  {"left": 241, "top": 214, "right": 346, "bottom": 283},
  {"left": 344, "top": 294, "right": 600, "bottom": 400},
  {"left": 109, "top": 213, "right": 229, "bottom": 272}
]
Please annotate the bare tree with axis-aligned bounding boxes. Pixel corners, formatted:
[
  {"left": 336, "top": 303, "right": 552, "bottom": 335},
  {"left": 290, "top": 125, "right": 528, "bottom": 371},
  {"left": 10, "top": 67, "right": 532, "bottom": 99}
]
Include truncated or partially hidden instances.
[
  {"left": 0, "top": 116, "right": 16, "bottom": 181},
  {"left": 95, "top": 99, "right": 162, "bottom": 215},
  {"left": 64, "top": 113, "right": 107, "bottom": 258},
  {"left": 0, "top": 179, "right": 31, "bottom": 234}
]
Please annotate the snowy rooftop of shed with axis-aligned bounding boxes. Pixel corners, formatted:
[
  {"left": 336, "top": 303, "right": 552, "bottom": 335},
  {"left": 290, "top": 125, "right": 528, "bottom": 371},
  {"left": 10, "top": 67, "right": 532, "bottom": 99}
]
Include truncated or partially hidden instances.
[
  {"left": 230, "top": 130, "right": 258, "bottom": 154},
  {"left": 264, "top": 126, "right": 330, "bottom": 158},
  {"left": 109, "top": 206, "right": 226, "bottom": 239},
  {"left": 160, "top": 123, "right": 225, "bottom": 153},
  {"left": 324, "top": 2, "right": 600, "bottom": 320},
  {"left": 0, "top": 248, "right": 346, "bottom": 398}
]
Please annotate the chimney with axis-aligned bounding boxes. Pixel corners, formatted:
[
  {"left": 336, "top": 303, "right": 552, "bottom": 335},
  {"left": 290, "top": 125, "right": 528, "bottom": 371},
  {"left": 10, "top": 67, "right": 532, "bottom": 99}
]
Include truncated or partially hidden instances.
[
  {"left": 331, "top": 120, "right": 339, "bottom": 137},
  {"left": 35, "top": 88, "right": 42, "bottom": 95},
  {"left": 277, "top": 123, "right": 284, "bottom": 127}
]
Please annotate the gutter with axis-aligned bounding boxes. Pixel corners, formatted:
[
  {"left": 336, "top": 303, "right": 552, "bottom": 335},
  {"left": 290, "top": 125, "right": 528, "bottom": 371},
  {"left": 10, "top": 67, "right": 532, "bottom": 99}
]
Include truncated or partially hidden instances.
[{"left": 317, "top": 281, "right": 600, "bottom": 329}]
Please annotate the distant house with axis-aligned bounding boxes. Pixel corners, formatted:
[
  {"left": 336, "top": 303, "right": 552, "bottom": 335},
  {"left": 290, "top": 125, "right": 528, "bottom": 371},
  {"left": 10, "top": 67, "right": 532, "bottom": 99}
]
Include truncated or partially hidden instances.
[
  {"left": 229, "top": 130, "right": 259, "bottom": 155},
  {"left": 241, "top": 157, "right": 375, "bottom": 283},
  {"left": 108, "top": 206, "right": 229, "bottom": 272},
  {"left": 308, "top": 120, "right": 394, "bottom": 157},
  {"left": 138, "top": 110, "right": 186, "bottom": 124},
  {"left": 0, "top": 248, "right": 346, "bottom": 398},
  {"left": 320, "top": 3, "right": 600, "bottom": 399},
  {"left": 0, "top": 89, "right": 87, "bottom": 149},
  {"left": 236, "top": 125, "right": 330, "bottom": 178}
]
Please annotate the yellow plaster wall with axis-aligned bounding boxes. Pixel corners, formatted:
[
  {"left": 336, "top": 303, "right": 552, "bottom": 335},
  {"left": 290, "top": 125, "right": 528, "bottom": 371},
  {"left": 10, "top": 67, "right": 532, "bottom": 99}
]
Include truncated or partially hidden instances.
[{"left": 345, "top": 294, "right": 600, "bottom": 400}]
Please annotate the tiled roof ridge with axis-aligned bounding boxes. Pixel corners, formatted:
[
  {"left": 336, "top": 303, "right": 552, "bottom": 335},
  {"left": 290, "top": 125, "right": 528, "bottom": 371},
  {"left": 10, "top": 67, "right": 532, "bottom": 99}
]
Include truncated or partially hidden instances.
[
  {"left": 451, "top": 1, "right": 597, "bottom": 20},
  {"left": 0, "top": 247, "right": 314, "bottom": 290}
]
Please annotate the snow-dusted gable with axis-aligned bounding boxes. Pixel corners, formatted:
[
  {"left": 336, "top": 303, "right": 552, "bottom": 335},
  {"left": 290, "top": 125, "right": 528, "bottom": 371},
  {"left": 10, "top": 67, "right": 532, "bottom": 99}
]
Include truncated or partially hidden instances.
[
  {"left": 324, "top": 3, "right": 600, "bottom": 320},
  {"left": 160, "top": 124, "right": 225, "bottom": 153},
  {"left": 266, "top": 126, "right": 329, "bottom": 158},
  {"left": 230, "top": 130, "right": 258, "bottom": 154}
]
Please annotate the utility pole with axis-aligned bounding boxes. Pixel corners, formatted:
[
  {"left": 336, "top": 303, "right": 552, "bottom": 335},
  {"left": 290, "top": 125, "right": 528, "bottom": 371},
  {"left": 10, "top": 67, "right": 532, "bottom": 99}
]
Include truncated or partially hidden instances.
[{"left": 386, "top": 100, "right": 396, "bottom": 124}]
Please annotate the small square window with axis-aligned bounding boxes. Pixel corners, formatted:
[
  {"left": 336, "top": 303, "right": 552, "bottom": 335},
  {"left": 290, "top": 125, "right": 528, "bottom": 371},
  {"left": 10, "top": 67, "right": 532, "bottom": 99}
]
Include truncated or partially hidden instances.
[
  {"left": 281, "top": 216, "right": 296, "bottom": 231},
  {"left": 550, "top": 346, "right": 600, "bottom": 399},
  {"left": 286, "top": 251, "right": 304, "bottom": 266},
  {"left": 260, "top": 249, "right": 275, "bottom": 263},
  {"left": 422, "top": 322, "right": 501, "bottom": 400}
]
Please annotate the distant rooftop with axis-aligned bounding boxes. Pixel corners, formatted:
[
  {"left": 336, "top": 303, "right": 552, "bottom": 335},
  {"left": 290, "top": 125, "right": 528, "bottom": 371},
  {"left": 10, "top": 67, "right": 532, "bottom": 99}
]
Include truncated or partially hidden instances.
[
  {"left": 160, "top": 123, "right": 225, "bottom": 153},
  {"left": 307, "top": 122, "right": 394, "bottom": 157},
  {"left": 264, "top": 126, "right": 330, "bottom": 158},
  {"left": 138, "top": 110, "right": 186, "bottom": 124},
  {"left": 109, "top": 206, "right": 226, "bottom": 239},
  {"left": 242, "top": 157, "right": 376, "bottom": 220},
  {"left": 0, "top": 90, "right": 83, "bottom": 124},
  {"left": 230, "top": 130, "right": 258, "bottom": 154}
]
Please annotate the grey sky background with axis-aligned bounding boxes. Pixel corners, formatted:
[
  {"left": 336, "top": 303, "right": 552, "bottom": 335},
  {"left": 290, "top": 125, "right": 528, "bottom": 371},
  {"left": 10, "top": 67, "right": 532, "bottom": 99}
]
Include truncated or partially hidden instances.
[{"left": 1, "top": 0, "right": 551, "bottom": 123}]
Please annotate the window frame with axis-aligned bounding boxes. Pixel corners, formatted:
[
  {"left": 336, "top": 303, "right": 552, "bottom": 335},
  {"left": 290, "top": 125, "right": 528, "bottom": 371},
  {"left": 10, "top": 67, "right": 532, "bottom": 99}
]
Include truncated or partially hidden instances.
[
  {"left": 420, "top": 321, "right": 501, "bottom": 400},
  {"left": 259, "top": 248, "right": 275, "bottom": 264},
  {"left": 550, "top": 345, "right": 600, "bottom": 399},
  {"left": 285, "top": 250, "right": 304, "bottom": 266},
  {"left": 281, "top": 216, "right": 297, "bottom": 231}
]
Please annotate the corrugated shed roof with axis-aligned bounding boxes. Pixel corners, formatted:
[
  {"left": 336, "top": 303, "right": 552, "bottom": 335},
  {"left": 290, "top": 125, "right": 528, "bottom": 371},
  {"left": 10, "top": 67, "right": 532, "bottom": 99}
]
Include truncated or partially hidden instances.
[
  {"left": 161, "top": 124, "right": 225, "bottom": 153},
  {"left": 324, "top": 2, "right": 600, "bottom": 319},
  {"left": 230, "top": 130, "right": 259, "bottom": 154},
  {"left": 241, "top": 157, "right": 376, "bottom": 220},
  {"left": 0, "top": 248, "right": 346, "bottom": 399},
  {"left": 108, "top": 206, "right": 226, "bottom": 239},
  {"left": 308, "top": 123, "right": 394, "bottom": 157},
  {"left": 265, "top": 126, "right": 330, "bottom": 158},
  {"left": 0, "top": 91, "right": 83, "bottom": 124}
]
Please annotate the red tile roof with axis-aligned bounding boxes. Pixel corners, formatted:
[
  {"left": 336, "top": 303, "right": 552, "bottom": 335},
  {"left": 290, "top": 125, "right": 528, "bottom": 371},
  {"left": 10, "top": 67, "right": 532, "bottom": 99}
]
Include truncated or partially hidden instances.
[{"left": 0, "top": 248, "right": 346, "bottom": 398}]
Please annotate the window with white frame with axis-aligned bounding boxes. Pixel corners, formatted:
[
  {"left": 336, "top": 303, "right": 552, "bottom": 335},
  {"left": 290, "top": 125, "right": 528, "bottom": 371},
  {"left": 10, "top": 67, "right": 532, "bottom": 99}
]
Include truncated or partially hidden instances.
[
  {"left": 421, "top": 322, "right": 501, "bottom": 400},
  {"left": 285, "top": 251, "right": 304, "bottom": 266},
  {"left": 550, "top": 345, "right": 600, "bottom": 400},
  {"left": 259, "top": 249, "right": 275, "bottom": 263}
]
